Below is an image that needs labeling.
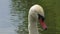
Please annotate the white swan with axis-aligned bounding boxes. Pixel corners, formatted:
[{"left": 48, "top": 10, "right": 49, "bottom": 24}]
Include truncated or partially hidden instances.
[{"left": 28, "top": 4, "right": 47, "bottom": 34}]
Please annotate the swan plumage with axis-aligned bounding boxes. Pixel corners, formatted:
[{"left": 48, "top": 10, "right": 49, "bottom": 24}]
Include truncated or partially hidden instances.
[{"left": 28, "top": 4, "right": 47, "bottom": 34}]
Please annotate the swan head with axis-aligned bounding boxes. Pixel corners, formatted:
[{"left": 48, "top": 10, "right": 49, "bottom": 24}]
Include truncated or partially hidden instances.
[{"left": 29, "top": 4, "right": 47, "bottom": 30}]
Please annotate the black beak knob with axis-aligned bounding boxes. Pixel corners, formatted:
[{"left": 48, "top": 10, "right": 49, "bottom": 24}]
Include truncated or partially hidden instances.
[{"left": 44, "top": 28, "right": 47, "bottom": 30}]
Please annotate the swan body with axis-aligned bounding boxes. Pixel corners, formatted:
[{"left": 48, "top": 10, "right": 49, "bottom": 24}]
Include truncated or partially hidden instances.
[{"left": 28, "top": 4, "right": 47, "bottom": 34}]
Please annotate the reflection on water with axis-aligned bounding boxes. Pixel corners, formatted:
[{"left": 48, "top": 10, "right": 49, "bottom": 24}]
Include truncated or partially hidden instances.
[{"left": 11, "top": 0, "right": 28, "bottom": 34}]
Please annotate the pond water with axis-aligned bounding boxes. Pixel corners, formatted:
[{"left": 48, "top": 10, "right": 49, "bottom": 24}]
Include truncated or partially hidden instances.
[
  {"left": 0, "top": 0, "right": 17, "bottom": 34},
  {"left": 0, "top": 0, "right": 60, "bottom": 34}
]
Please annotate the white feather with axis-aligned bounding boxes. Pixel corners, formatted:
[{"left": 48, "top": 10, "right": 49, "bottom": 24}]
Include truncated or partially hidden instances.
[{"left": 28, "top": 4, "right": 44, "bottom": 34}]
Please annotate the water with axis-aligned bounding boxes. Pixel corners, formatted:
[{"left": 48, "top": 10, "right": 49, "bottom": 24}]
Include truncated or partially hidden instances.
[
  {"left": 0, "top": 0, "right": 16, "bottom": 34},
  {"left": 0, "top": 0, "right": 60, "bottom": 34}
]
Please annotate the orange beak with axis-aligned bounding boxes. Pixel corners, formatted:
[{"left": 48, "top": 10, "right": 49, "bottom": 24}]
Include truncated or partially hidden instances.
[
  {"left": 38, "top": 14, "right": 47, "bottom": 30},
  {"left": 39, "top": 18, "right": 47, "bottom": 30}
]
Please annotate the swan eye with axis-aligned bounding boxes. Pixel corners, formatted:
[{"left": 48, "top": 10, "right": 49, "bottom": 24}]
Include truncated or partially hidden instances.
[{"left": 38, "top": 14, "right": 45, "bottom": 21}]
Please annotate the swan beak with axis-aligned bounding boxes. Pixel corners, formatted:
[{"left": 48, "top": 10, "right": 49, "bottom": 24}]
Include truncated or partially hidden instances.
[
  {"left": 39, "top": 18, "right": 47, "bottom": 30},
  {"left": 38, "top": 14, "right": 47, "bottom": 30}
]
